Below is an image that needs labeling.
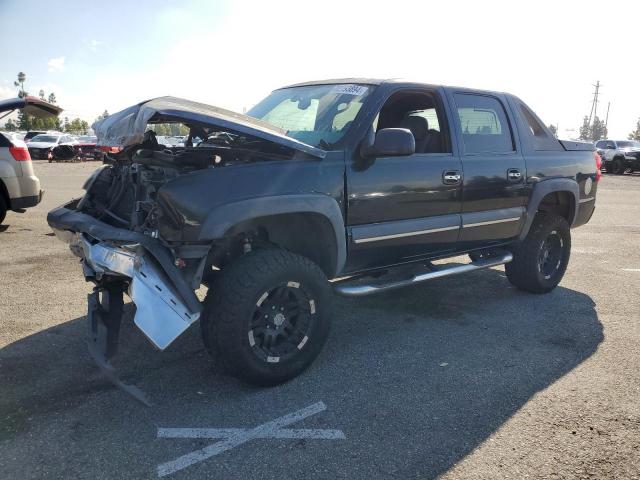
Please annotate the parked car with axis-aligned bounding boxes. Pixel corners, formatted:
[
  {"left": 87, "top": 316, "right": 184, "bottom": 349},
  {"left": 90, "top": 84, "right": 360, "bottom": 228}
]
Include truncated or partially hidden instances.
[
  {"left": 0, "top": 96, "right": 61, "bottom": 224},
  {"left": 23, "top": 130, "right": 47, "bottom": 142},
  {"left": 27, "top": 132, "right": 78, "bottom": 161},
  {"left": 73, "top": 135, "right": 98, "bottom": 160},
  {"left": 48, "top": 80, "right": 599, "bottom": 402},
  {"left": 595, "top": 139, "right": 640, "bottom": 174},
  {"left": 0, "top": 132, "right": 24, "bottom": 143},
  {"left": 156, "top": 135, "right": 186, "bottom": 148}
]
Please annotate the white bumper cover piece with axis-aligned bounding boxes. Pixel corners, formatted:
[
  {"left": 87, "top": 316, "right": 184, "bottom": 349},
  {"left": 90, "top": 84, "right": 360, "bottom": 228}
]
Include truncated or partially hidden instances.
[{"left": 66, "top": 232, "right": 200, "bottom": 350}]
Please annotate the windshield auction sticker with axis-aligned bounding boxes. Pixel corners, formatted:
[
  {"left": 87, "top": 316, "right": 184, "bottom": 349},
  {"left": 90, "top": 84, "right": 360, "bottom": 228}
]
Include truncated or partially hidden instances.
[{"left": 333, "top": 84, "right": 368, "bottom": 96}]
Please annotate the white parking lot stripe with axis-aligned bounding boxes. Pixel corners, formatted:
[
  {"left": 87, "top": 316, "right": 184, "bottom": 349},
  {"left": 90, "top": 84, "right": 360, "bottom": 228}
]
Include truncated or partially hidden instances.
[
  {"left": 158, "top": 427, "right": 346, "bottom": 440},
  {"left": 156, "top": 401, "right": 344, "bottom": 477}
]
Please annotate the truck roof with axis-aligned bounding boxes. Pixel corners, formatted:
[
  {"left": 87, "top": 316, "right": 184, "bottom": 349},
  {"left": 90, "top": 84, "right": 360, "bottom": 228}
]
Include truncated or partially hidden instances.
[{"left": 281, "top": 78, "right": 505, "bottom": 96}]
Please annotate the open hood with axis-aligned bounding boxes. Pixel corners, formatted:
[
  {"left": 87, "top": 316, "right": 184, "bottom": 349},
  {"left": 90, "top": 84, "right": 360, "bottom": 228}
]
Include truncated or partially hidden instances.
[
  {"left": 0, "top": 96, "right": 63, "bottom": 118},
  {"left": 92, "top": 96, "right": 326, "bottom": 159}
]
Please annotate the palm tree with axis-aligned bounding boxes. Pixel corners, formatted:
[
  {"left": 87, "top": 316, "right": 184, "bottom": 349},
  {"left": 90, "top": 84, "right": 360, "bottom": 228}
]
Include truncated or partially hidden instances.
[{"left": 14, "top": 72, "right": 26, "bottom": 98}]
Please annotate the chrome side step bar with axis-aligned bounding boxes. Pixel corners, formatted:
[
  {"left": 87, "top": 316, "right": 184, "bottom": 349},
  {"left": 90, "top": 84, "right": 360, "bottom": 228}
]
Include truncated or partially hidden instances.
[{"left": 334, "top": 251, "right": 513, "bottom": 297}]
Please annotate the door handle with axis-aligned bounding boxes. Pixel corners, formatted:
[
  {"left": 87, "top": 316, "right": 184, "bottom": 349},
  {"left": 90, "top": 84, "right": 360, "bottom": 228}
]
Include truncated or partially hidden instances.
[
  {"left": 442, "top": 170, "right": 462, "bottom": 185},
  {"left": 507, "top": 168, "right": 522, "bottom": 182}
]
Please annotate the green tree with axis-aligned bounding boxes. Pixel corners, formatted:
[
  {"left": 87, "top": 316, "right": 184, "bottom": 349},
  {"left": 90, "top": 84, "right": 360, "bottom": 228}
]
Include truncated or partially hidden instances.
[
  {"left": 48, "top": 92, "right": 57, "bottom": 105},
  {"left": 548, "top": 124, "right": 558, "bottom": 138},
  {"left": 4, "top": 119, "right": 17, "bottom": 131},
  {"left": 578, "top": 116, "right": 591, "bottom": 140},
  {"left": 14, "top": 72, "right": 30, "bottom": 130},
  {"left": 38, "top": 89, "right": 45, "bottom": 100},
  {"left": 628, "top": 118, "right": 640, "bottom": 141},
  {"left": 578, "top": 116, "right": 607, "bottom": 141},
  {"left": 591, "top": 116, "right": 607, "bottom": 141},
  {"left": 94, "top": 110, "right": 110, "bottom": 125},
  {"left": 14, "top": 72, "right": 27, "bottom": 98}
]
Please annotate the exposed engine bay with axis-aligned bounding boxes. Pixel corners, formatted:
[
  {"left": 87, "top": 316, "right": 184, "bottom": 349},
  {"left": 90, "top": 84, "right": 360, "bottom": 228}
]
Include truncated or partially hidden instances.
[{"left": 79, "top": 129, "right": 296, "bottom": 235}]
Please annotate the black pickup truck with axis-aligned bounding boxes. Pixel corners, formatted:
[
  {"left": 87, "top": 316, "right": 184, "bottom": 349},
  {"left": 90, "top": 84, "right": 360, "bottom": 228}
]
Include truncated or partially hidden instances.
[{"left": 48, "top": 79, "right": 599, "bottom": 398}]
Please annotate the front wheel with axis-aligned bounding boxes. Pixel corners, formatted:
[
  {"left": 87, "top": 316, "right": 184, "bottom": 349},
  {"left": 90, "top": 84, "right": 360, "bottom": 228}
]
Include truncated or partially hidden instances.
[
  {"left": 0, "top": 195, "right": 7, "bottom": 225},
  {"left": 611, "top": 158, "right": 626, "bottom": 175},
  {"left": 201, "top": 249, "right": 332, "bottom": 386},
  {"left": 506, "top": 213, "right": 571, "bottom": 294}
]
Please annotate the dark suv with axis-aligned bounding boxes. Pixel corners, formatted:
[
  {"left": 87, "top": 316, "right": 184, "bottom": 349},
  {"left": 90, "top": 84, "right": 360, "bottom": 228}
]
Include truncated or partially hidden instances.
[{"left": 48, "top": 79, "right": 599, "bottom": 401}]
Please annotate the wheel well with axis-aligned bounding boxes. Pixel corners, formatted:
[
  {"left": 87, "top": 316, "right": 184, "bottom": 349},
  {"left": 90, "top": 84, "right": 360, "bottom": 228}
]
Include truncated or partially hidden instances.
[
  {"left": 538, "top": 191, "right": 575, "bottom": 225},
  {"left": 217, "top": 213, "right": 339, "bottom": 277},
  {"left": 0, "top": 180, "right": 10, "bottom": 210}
]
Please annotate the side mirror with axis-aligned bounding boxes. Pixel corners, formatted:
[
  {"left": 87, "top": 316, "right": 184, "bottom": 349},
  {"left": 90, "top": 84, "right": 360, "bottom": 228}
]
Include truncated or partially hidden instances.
[{"left": 361, "top": 128, "right": 415, "bottom": 158}]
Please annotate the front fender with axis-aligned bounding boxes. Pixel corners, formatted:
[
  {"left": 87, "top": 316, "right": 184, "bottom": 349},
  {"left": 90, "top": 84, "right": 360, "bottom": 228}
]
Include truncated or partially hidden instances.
[{"left": 199, "top": 194, "right": 347, "bottom": 276}]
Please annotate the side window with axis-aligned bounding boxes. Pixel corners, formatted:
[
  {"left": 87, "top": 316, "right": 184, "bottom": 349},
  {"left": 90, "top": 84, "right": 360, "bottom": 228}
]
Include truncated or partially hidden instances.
[
  {"left": 374, "top": 92, "right": 450, "bottom": 153},
  {"left": 454, "top": 94, "right": 514, "bottom": 154},
  {"left": 406, "top": 108, "right": 440, "bottom": 132},
  {"left": 595, "top": 141, "right": 605, "bottom": 149}
]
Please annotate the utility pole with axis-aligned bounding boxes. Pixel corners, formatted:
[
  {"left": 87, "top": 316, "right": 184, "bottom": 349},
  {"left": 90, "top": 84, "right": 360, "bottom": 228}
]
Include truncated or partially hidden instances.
[
  {"left": 587, "top": 80, "right": 601, "bottom": 127},
  {"left": 604, "top": 101, "right": 610, "bottom": 132}
]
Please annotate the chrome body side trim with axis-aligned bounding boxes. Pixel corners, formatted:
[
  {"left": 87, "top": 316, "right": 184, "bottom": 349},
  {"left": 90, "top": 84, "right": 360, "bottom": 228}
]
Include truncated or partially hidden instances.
[
  {"left": 353, "top": 225, "right": 459, "bottom": 244},
  {"left": 463, "top": 217, "right": 521, "bottom": 229}
]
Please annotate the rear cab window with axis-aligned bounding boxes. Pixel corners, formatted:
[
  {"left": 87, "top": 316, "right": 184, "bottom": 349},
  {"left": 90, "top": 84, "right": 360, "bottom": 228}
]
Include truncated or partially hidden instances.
[{"left": 517, "top": 102, "right": 562, "bottom": 151}]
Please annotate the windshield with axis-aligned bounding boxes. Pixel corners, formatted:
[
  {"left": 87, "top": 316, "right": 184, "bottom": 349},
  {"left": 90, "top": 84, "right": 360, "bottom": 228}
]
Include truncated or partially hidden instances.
[
  {"left": 617, "top": 141, "right": 640, "bottom": 148},
  {"left": 247, "top": 84, "right": 372, "bottom": 148},
  {"left": 30, "top": 135, "right": 60, "bottom": 143}
]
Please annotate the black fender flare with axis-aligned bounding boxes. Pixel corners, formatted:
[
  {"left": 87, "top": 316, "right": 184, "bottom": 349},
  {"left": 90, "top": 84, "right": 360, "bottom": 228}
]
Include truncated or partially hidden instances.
[
  {"left": 198, "top": 194, "right": 347, "bottom": 277},
  {"left": 519, "top": 178, "right": 579, "bottom": 241}
]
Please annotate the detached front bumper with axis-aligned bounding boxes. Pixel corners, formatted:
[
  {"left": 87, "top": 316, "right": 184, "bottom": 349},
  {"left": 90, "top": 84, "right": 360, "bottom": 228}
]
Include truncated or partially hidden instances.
[{"left": 48, "top": 201, "right": 202, "bottom": 350}]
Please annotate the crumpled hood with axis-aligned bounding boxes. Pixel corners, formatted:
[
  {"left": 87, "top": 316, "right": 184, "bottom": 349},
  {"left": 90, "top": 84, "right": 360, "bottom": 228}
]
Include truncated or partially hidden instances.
[{"left": 92, "top": 96, "right": 326, "bottom": 159}]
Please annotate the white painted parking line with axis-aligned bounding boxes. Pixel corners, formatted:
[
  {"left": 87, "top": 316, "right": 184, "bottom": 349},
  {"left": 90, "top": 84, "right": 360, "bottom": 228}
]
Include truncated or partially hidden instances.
[
  {"left": 156, "top": 401, "right": 344, "bottom": 477},
  {"left": 158, "top": 427, "right": 346, "bottom": 440},
  {"left": 622, "top": 268, "right": 640, "bottom": 272}
]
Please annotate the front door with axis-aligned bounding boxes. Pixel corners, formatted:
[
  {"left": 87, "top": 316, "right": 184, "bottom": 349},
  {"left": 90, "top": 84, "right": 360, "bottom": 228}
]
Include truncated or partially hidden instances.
[
  {"left": 448, "top": 92, "right": 527, "bottom": 249},
  {"left": 345, "top": 89, "right": 462, "bottom": 273}
]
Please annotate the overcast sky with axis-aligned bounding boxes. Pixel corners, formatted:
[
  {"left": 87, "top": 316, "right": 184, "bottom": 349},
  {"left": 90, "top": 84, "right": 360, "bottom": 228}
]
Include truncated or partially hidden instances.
[{"left": 0, "top": 0, "right": 637, "bottom": 139}]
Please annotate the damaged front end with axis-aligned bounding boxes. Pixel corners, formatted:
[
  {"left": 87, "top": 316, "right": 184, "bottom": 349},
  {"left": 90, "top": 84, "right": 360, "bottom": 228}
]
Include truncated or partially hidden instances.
[
  {"left": 49, "top": 203, "right": 204, "bottom": 405},
  {"left": 48, "top": 96, "right": 323, "bottom": 403}
]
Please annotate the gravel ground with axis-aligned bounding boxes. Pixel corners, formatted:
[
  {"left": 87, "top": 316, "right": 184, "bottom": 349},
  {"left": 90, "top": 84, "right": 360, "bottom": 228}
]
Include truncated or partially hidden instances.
[{"left": 0, "top": 162, "right": 638, "bottom": 479}]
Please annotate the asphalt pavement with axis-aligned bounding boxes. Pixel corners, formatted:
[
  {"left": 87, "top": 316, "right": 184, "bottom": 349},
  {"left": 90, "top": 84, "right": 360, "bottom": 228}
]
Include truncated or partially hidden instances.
[{"left": 1, "top": 162, "right": 638, "bottom": 479}]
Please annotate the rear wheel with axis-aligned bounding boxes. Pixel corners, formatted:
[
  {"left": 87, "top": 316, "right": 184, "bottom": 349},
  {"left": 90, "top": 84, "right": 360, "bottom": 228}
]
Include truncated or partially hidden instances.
[
  {"left": 0, "top": 195, "right": 6, "bottom": 225},
  {"left": 506, "top": 213, "right": 571, "bottom": 293},
  {"left": 201, "top": 248, "right": 332, "bottom": 386},
  {"left": 611, "top": 158, "right": 626, "bottom": 175}
]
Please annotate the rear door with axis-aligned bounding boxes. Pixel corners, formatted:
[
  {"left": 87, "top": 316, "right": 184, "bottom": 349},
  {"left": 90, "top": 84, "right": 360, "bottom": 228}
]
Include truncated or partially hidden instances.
[{"left": 448, "top": 91, "right": 527, "bottom": 248}]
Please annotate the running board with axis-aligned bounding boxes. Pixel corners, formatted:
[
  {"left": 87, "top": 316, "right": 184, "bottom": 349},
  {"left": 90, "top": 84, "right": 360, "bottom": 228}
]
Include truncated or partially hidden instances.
[{"left": 334, "top": 251, "right": 513, "bottom": 297}]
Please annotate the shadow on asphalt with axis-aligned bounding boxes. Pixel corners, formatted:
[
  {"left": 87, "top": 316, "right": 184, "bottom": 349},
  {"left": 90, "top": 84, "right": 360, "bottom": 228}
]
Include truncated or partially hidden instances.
[{"left": 0, "top": 267, "right": 603, "bottom": 478}]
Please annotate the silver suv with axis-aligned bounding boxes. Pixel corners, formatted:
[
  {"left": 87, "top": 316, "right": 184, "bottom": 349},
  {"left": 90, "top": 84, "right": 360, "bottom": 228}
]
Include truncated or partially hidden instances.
[
  {"left": 0, "top": 97, "right": 62, "bottom": 224},
  {"left": 595, "top": 139, "right": 640, "bottom": 175}
]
